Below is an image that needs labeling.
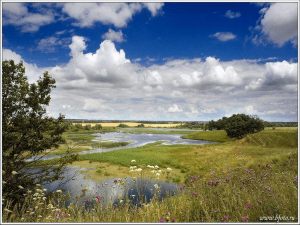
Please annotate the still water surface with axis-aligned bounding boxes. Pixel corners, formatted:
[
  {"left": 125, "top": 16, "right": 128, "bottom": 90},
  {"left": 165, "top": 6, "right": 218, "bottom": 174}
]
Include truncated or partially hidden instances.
[{"left": 27, "top": 166, "right": 179, "bottom": 208}]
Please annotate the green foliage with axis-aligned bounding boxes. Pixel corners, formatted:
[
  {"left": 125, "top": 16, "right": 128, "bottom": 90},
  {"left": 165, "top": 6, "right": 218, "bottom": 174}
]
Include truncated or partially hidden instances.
[
  {"left": 182, "top": 130, "right": 231, "bottom": 142},
  {"left": 117, "top": 123, "right": 129, "bottom": 128},
  {"left": 93, "top": 124, "right": 103, "bottom": 130},
  {"left": 137, "top": 123, "right": 145, "bottom": 127},
  {"left": 224, "top": 114, "right": 264, "bottom": 139},
  {"left": 84, "top": 124, "right": 92, "bottom": 130},
  {"left": 2, "top": 60, "right": 77, "bottom": 205}
]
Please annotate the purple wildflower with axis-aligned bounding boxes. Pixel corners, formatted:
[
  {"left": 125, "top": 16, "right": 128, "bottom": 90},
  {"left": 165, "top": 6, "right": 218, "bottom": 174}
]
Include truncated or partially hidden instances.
[
  {"left": 224, "top": 216, "right": 228, "bottom": 220},
  {"left": 246, "top": 169, "right": 250, "bottom": 173},
  {"left": 260, "top": 173, "right": 263, "bottom": 179},
  {"left": 226, "top": 177, "right": 230, "bottom": 182},
  {"left": 266, "top": 164, "right": 271, "bottom": 169},
  {"left": 221, "top": 219, "right": 225, "bottom": 222},
  {"left": 257, "top": 200, "right": 262, "bottom": 205},
  {"left": 208, "top": 180, "right": 212, "bottom": 185},
  {"left": 269, "top": 210, "right": 273, "bottom": 214},
  {"left": 192, "top": 192, "right": 196, "bottom": 196},
  {"left": 258, "top": 163, "right": 260, "bottom": 167},
  {"left": 290, "top": 159, "right": 294, "bottom": 163},
  {"left": 159, "top": 218, "right": 164, "bottom": 222},
  {"left": 247, "top": 204, "right": 251, "bottom": 209},
  {"left": 295, "top": 176, "right": 298, "bottom": 182},
  {"left": 61, "top": 213, "right": 66, "bottom": 217},
  {"left": 242, "top": 216, "right": 248, "bottom": 221},
  {"left": 171, "top": 218, "right": 175, "bottom": 222},
  {"left": 96, "top": 196, "right": 101, "bottom": 202},
  {"left": 190, "top": 180, "right": 194, "bottom": 183},
  {"left": 166, "top": 212, "right": 169, "bottom": 216},
  {"left": 215, "top": 208, "right": 219, "bottom": 212},
  {"left": 222, "top": 187, "right": 225, "bottom": 190}
]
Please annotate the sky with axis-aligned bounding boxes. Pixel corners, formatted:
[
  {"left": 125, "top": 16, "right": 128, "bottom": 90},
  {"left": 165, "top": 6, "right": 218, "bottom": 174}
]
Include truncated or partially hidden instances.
[{"left": 2, "top": 1, "right": 299, "bottom": 122}]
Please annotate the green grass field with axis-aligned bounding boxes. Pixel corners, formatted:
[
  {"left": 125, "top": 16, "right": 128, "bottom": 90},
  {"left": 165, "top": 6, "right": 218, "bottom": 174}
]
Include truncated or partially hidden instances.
[{"left": 3, "top": 127, "right": 298, "bottom": 222}]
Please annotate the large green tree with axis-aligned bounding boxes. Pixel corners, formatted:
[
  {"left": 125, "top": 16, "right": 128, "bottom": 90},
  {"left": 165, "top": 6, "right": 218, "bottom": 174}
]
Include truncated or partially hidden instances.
[
  {"left": 2, "top": 60, "right": 77, "bottom": 205},
  {"left": 224, "top": 114, "right": 264, "bottom": 139}
]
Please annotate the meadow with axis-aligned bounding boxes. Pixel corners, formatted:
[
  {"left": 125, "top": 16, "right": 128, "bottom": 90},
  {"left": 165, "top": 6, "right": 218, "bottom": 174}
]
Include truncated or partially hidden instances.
[{"left": 2, "top": 127, "right": 298, "bottom": 222}]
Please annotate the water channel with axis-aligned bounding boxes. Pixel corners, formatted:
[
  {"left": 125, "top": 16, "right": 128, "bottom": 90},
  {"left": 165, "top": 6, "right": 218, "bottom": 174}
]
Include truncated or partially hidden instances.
[{"left": 26, "top": 130, "right": 215, "bottom": 207}]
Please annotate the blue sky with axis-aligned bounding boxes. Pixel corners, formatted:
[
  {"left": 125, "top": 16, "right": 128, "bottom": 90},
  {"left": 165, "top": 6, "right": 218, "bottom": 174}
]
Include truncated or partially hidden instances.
[{"left": 2, "top": 1, "right": 299, "bottom": 122}]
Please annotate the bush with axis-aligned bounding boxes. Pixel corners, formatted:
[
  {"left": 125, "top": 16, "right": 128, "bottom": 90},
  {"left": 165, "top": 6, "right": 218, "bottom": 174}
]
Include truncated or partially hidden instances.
[
  {"left": 117, "top": 123, "right": 129, "bottom": 128},
  {"left": 224, "top": 114, "right": 264, "bottom": 139},
  {"left": 94, "top": 124, "right": 103, "bottom": 130}
]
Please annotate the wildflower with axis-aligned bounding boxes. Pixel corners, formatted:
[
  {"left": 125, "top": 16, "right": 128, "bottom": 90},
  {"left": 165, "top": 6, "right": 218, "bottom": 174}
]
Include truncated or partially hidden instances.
[
  {"left": 221, "top": 219, "right": 225, "bottom": 222},
  {"left": 179, "top": 185, "right": 185, "bottom": 190},
  {"left": 246, "top": 169, "right": 250, "bottom": 173},
  {"left": 167, "top": 167, "right": 172, "bottom": 171},
  {"left": 18, "top": 185, "right": 24, "bottom": 189},
  {"left": 171, "top": 218, "right": 175, "bottom": 222},
  {"left": 224, "top": 216, "right": 228, "bottom": 220},
  {"left": 42, "top": 197, "right": 46, "bottom": 201},
  {"left": 114, "top": 180, "right": 118, "bottom": 183},
  {"left": 222, "top": 187, "right": 225, "bottom": 190},
  {"left": 257, "top": 200, "right": 262, "bottom": 205},
  {"left": 131, "top": 159, "right": 136, "bottom": 163},
  {"left": 215, "top": 208, "right": 219, "bottom": 212},
  {"left": 295, "top": 177, "right": 298, "bottom": 182},
  {"left": 155, "top": 165, "right": 159, "bottom": 169},
  {"left": 85, "top": 200, "right": 89, "bottom": 204},
  {"left": 226, "top": 177, "right": 230, "bottom": 182},
  {"left": 290, "top": 159, "right": 294, "bottom": 163},
  {"left": 36, "top": 184, "right": 41, "bottom": 187},
  {"left": 136, "top": 168, "right": 142, "bottom": 172},
  {"left": 247, "top": 204, "right": 251, "bottom": 209},
  {"left": 242, "top": 216, "right": 248, "bottom": 221},
  {"left": 3, "top": 181, "right": 6, "bottom": 185},
  {"left": 33, "top": 198, "right": 37, "bottom": 201},
  {"left": 154, "top": 184, "right": 160, "bottom": 190},
  {"left": 260, "top": 173, "right": 263, "bottom": 179},
  {"left": 56, "top": 190, "right": 62, "bottom": 193},
  {"left": 159, "top": 218, "right": 164, "bottom": 222},
  {"left": 208, "top": 180, "right": 212, "bottom": 185},
  {"left": 156, "top": 173, "right": 160, "bottom": 176},
  {"left": 192, "top": 192, "right": 196, "bottom": 196},
  {"left": 12, "top": 171, "right": 18, "bottom": 175},
  {"left": 269, "top": 210, "right": 273, "bottom": 214},
  {"left": 227, "top": 167, "right": 229, "bottom": 170},
  {"left": 96, "top": 196, "right": 101, "bottom": 202},
  {"left": 147, "top": 165, "right": 151, "bottom": 168},
  {"left": 43, "top": 189, "right": 47, "bottom": 192},
  {"left": 190, "top": 180, "right": 194, "bottom": 183},
  {"left": 258, "top": 164, "right": 260, "bottom": 167},
  {"left": 266, "top": 164, "right": 271, "bottom": 169}
]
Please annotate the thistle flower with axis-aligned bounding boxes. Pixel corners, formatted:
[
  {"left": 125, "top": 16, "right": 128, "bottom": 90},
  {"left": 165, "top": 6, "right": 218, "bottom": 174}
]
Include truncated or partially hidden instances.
[
  {"left": 159, "top": 218, "right": 164, "bottom": 222},
  {"left": 242, "top": 216, "right": 248, "bottom": 221},
  {"left": 192, "top": 192, "right": 196, "bottom": 196},
  {"left": 247, "top": 204, "right": 251, "bottom": 209},
  {"left": 96, "top": 196, "right": 101, "bottom": 202}
]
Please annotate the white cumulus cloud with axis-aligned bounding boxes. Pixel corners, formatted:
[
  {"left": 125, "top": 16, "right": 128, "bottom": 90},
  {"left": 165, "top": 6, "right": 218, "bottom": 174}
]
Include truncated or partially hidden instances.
[
  {"left": 224, "top": 10, "right": 241, "bottom": 19},
  {"left": 254, "top": 3, "right": 298, "bottom": 47},
  {"left": 168, "top": 104, "right": 183, "bottom": 113},
  {"left": 210, "top": 32, "right": 237, "bottom": 41},
  {"left": 102, "top": 29, "right": 125, "bottom": 43}
]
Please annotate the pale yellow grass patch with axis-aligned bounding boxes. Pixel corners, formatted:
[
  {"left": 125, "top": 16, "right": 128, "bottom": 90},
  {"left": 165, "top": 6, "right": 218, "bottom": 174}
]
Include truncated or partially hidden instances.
[{"left": 73, "top": 122, "right": 182, "bottom": 128}]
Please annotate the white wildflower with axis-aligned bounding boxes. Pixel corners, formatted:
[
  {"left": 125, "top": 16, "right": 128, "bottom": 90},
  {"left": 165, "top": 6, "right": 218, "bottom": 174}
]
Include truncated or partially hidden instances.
[
  {"left": 136, "top": 168, "right": 142, "bottom": 172},
  {"left": 131, "top": 159, "right": 136, "bottom": 163},
  {"left": 155, "top": 165, "right": 159, "bottom": 169},
  {"left": 12, "top": 171, "right": 18, "bottom": 175},
  {"left": 156, "top": 173, "right": 160, "bottom": 176},
  {"left": 56, "top": 190, "right": 62, "bottom": 193},
  {"left": 18, "top": 185, "right": 24, "bottom": 189},
  {"left": 167, "top": 167, "right": 172, "bottom": 171}
]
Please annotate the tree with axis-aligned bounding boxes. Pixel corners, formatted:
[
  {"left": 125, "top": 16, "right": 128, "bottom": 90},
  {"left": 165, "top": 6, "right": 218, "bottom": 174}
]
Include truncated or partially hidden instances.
[
  {"left": 2, "top": 60, "right": 77, "bottom": 205},
  {"left": 224, "top": 114, "right": 264, "bottom": 139}
]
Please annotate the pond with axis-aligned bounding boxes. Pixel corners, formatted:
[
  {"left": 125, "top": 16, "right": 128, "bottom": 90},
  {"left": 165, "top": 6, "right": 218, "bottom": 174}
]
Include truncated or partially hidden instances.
[
  {"left": 28, "top": 132, "right": 216, "bottom": 161},
  {"left": 26, "top": 166, "right": 179, "bottom": 208}
]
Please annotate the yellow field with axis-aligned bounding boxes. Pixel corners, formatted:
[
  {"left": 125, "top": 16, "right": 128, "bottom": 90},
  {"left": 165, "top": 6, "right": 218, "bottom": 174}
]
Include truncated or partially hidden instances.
[{"left": 73, "top": 122, "right": 183, "bottom": 128}]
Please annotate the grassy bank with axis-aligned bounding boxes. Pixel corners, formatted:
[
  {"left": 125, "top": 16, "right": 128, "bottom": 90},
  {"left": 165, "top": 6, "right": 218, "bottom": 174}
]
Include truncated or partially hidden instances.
[{"left": 3, "top": 127, "right": 298, "bottom": 222}]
